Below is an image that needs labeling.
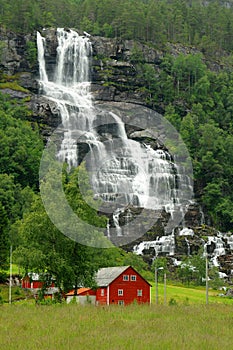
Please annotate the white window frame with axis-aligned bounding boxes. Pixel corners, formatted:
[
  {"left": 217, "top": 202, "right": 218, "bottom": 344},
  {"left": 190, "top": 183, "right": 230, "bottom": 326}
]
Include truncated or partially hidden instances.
[
  {"left": 137, "top": 289, "right": 143, "bottom": 297},
  {"left": 101, "top": 288, "right": 105, "bottom": 296},
  {"left": 123, "top": 275, "right": 129, "bottom": 281},
  {"left": 131, "top": 275, "right": 137, "bottom": 281},
  {"left": 118, "top": 289, "right": 123, "bottom": 296},
  {"left": 118, "top": 300, "right": 124, "bottom": 305}
]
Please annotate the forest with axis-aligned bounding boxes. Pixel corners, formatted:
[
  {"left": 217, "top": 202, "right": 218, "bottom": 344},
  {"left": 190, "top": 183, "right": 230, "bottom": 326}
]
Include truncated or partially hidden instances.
[
  {"left": 0, "top": 0, "right": 233, "bottom": 293},
  {"left": 1, "top": 0, "right": 233, "bottom": 55}
]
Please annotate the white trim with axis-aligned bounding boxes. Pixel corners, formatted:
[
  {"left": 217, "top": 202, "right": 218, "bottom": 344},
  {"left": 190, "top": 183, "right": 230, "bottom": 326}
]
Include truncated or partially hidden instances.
[
  {"left": 131, "top": 275, "right": 137, "bottom": 281},
  {"left": 118, "top": 289, "right": 123, "bottom": 296},
  {"left": 107, "top": 286, "right": 109, "bottom": 305}
]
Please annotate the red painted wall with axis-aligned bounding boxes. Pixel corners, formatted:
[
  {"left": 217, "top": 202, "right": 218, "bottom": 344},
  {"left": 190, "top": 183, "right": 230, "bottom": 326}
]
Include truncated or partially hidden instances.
[
  {"left": 108, "top": 266, "right": 150, "bottom": 305},
  {"left": 21, "top": 278, "right": 55, "bottom": 289},
  {"left": 32, "top": 281, "right": 44, "bottom": 289},
  {"left": 96, "top": 287, "right": 108, "bottom": 305},
  {"left": 21, "top": 277, "right": 30, "bottom": 289}
]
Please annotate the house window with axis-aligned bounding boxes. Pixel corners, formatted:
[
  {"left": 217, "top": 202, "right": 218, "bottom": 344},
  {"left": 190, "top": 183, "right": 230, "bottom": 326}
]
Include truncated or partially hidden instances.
[
  {"left": 123, "top": 275, "right": 129, "bottom": 281},
  {"left": 118, "top": 300, "right": 124, "bottom": 305},
  {"left": 137, "top": 289, "right": 143, "bottom": 297},
  {"left": 101, "top": 289, "right": 105, "bottom": 296},
  {"left": 131, "top": 275, "right": 137, "bottom": 281},
  {"left": 118, "top": 289, "right": 123, "bottom": 296}
]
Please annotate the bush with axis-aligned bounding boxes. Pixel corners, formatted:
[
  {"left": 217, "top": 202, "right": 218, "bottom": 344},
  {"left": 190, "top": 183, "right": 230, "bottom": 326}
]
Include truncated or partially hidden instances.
[
  {"left": 0, "top": 271, "right": 7, "bottom": 283},
  {"left": 14, "top": 288, "right": 21, "bottom": 296},
  {"left": 169, "top": 298, "right": 178, "bottom": 306}
]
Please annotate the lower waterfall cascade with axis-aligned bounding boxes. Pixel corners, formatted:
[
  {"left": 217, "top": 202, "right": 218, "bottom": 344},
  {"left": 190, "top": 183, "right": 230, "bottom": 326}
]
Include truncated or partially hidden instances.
[
  {"left": 133, "top": 228, "right": 233, "bottom": 279},
  {"left": 37, "top": 28, "right": 194, "bottom": 244}
]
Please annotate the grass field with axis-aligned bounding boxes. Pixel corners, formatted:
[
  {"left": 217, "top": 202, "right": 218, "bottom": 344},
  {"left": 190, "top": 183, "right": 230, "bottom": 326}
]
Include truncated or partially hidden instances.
[
  {"left": 152, "top": 282, "right": 233, "bottom": 305},
  {"left": 0, "top": 282, "right": 233, "bottom": 349},
  {"left": 1, "top": 303, "right": 233, "bottom": 350}
]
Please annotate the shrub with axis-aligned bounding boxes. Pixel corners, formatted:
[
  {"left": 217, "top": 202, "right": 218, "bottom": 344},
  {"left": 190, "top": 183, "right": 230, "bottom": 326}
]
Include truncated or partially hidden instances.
[
  {"left": 14, "top": 288, "right": 21, "bottom": 296},
  {"left": 0, "top": 271, "right": 7, "bottom": 283},
  {"left": 169, "top": 298, "right": 178, "bottom": 306}
]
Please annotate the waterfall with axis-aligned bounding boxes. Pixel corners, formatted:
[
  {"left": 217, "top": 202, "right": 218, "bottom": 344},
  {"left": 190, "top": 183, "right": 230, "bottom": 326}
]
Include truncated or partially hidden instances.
[
  {"left": 36, "top": 33, "right": 48, "bottom": 83},
  {"left": 185, "top": 237, "right": 190, "bottom": 256},
  {"left": 37, "top": 29, "right": 94, "bottom": 169},
  {"left": 133, "top": 235, "right": 175, "bottom": 256},
  {"left": 37, "top": 28, "right": 193, "bottom": 240},
  {"left": 113, "top": 208, "right": 124, "bottom": 236},
  {"left": 106, "top": 219, "right": 110, "bottom": 238}
]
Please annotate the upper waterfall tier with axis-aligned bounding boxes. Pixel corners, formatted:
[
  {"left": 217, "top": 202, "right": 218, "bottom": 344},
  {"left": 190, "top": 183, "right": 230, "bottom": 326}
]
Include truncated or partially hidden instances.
[{"left": 37, "top": 28, "right": 94, "bottom": 168}]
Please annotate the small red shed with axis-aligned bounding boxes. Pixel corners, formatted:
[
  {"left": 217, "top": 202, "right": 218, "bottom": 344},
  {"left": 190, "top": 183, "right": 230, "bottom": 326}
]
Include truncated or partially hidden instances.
[
  {"left": 95, "top": 265, "right": 151, "bottom": 305},
  {"left": 21, "top": 273, "right": 44, "bottom": 289},
  {"left": 21, "top": 273, "right": 58, "bottom": 298}
]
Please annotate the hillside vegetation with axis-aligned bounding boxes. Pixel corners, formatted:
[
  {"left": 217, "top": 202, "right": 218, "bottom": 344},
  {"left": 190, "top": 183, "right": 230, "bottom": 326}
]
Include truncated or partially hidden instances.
[{"left": 1, "top": 0, "right": 233, "bottom": 55}]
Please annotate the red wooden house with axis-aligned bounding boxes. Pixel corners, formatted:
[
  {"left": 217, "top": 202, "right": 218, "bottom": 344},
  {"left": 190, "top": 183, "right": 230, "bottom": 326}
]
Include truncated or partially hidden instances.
[
  {"left": 21, "top": 273, "right": 44, "bottom": 289},
  {"left": 21, "top": 273, "right": 59, "bottom": 298},
  {"left": 66, "top": 266, "right": 151, "bottom": 305},
  {"left": 95, "top": 266, "right": 151, "bottom": 305}
]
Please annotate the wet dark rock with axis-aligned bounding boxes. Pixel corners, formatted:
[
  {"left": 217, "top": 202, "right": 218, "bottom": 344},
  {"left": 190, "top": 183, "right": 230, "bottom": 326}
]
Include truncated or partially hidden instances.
[
  {"left": 0, "top": 88, "right": 30, "bottom": 99},
  {"left": 225, "top": 288, "right": 233, "bottom": 296}
]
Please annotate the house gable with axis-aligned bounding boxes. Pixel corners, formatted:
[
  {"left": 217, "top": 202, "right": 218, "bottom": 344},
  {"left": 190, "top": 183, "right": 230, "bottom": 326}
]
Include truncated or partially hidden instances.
[
  {"left": 95, "top": 266, "right": 151, "bottom": 305},
  {"left": 108, "top": 266, "right": 151, "bottom": 305}
]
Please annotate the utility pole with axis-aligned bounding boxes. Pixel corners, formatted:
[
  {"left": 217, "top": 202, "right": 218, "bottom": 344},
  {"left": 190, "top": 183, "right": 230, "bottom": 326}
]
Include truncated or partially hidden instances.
[
  {"left": 9, "top": 245, "right": 12, "bottom": 304},
  {"left": 155, "top": 264, "right": 158, "bottom": 305},
  {"left": 164, "top": 272, "right": 167, "bottom": 305},
  {"left": 155, "top": 265, "right": 164, "bottom": 305},
  {"left": 205, "top": 246, "right": 209, "bottom": 305}
]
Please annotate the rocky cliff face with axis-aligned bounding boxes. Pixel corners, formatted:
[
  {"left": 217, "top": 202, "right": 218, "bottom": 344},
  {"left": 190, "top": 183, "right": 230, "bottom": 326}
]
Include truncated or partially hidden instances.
[
  {"left": 1, "top": 28, "right": 232, "bottom": 280},
  {"left": 0, "top": 28, "right": 202, "bottom": 133},
  {"left": 0, "top": 28, "right": 211, "bottom": 231},
  {"left": 0, "top": 29, "right": 153, "bottom": 136}
]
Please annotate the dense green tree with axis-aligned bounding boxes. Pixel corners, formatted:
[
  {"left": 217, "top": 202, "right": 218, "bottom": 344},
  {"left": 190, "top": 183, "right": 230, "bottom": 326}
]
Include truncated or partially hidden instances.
[
  {"left": 0, "top": 0, "right": 233, "bottom": 54},
  {"left": 177, "top": 250, "right": 207, "bottom": 286},
  {"left": 13, "top": 195, "right": 99, "bottom": 292},
  {"left": 0, "top": 98, "right": 43, "bottom": 188},
  {"left": 0, "top": 203, "right": 9, "bottom": 270}
]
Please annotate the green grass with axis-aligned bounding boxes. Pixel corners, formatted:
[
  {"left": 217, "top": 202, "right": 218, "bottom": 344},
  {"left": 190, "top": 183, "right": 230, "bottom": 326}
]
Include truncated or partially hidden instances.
[
  {"left": 0, "top": 285, "right": 33, "bottom": 303},
  {"left": 151, "top": 282, "right": 233, "bottom": 305},
  {"left": 0, "top": 282, "right": 232, "bottom": 349},
  {"left": 0, "top": 303, "right": 232, "bottom": 349},
  {"left": 6, "top": 264, "right": 22, "bottom": 275}
]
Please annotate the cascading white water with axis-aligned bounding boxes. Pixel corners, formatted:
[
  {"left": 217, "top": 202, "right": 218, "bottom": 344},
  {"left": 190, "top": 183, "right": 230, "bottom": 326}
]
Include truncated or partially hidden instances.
[
  {"left": 37, "top": 28, "right": 191, "bottom": 237},
  {"left": 37, "top": 28, "right": 94, "bottom": 169},
  {"left": 133, "top": 234, "right": 175, "bottom": 256},
  {"left": 112, "top": 207, "right": 126, "bottom": 236}
]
